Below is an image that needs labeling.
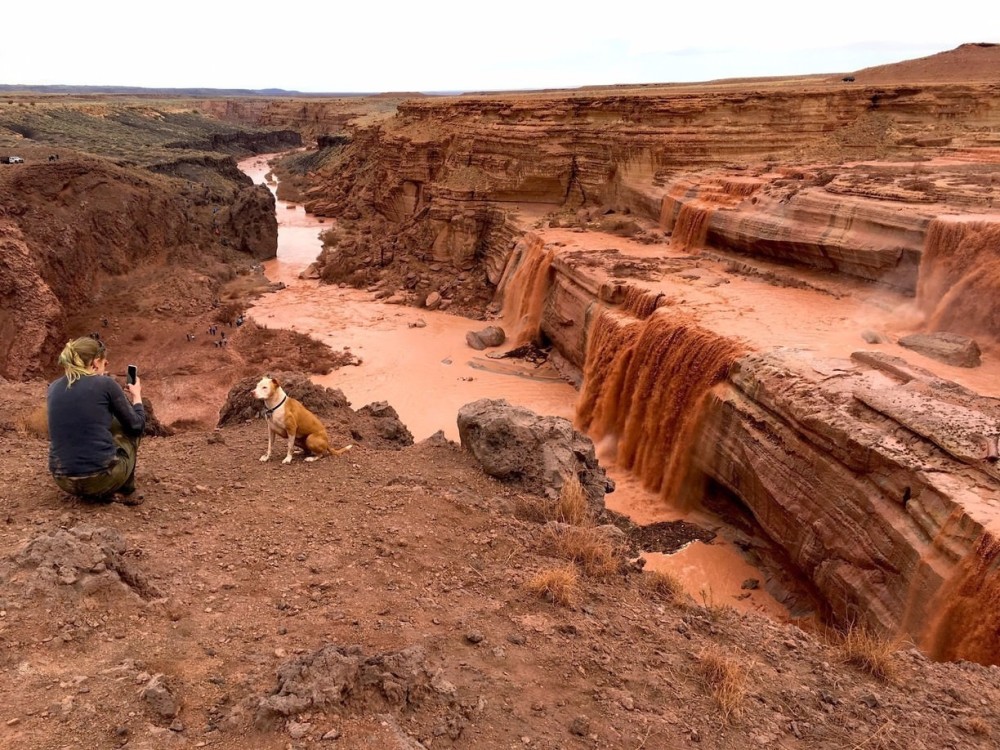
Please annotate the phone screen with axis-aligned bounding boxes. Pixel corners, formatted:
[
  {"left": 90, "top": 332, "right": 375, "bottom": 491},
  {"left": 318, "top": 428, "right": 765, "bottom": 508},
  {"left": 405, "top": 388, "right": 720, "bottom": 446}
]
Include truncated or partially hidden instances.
[{"left": 127, "top": 365, "right": 138, "bottom": 385}]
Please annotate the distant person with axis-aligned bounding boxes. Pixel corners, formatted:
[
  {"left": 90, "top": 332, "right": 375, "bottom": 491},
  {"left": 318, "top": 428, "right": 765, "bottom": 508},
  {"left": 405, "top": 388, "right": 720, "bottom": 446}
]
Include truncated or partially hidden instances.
[{"left": 47, "top": 336, "right": 146, "bottom": 504}]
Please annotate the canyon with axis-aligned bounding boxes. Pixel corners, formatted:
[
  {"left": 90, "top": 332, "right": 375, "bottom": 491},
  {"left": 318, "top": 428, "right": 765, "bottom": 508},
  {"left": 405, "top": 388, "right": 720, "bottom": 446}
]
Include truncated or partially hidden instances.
[
  {"left": 2, "top": 43, "right": 1000, "bottom": 749},
  {"left": 252, "top": 44, "right": 1000, "bottom": 663}
]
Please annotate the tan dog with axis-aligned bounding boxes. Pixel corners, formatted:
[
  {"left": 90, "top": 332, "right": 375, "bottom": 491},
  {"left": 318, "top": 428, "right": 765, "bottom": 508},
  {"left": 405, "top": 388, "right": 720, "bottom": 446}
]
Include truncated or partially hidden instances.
[{"left": 254, "top": 376, "right": 352, "bottom": 464}]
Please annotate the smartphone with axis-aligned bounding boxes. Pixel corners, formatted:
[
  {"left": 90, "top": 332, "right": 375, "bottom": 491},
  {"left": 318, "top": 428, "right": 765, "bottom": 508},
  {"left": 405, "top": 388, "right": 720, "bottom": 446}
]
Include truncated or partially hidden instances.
[{"left": 126, "top": 364, "right": 138, "bottom": 386}]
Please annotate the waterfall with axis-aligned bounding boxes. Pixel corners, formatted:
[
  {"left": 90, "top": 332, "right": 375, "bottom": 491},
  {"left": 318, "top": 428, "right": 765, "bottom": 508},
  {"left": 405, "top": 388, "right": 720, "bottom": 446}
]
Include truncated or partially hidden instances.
[
  {"left": 924, "top": 532, "right": 1000, "bottom": 666},
  {"left": 577, "top": 308, "right": 745, "bottom": 505},
  {"left": 916, "top": 217, "right": 1000, "bottom": 340},
  {"left": 498, "top": 235, "right": 556, "bottom": 346}
]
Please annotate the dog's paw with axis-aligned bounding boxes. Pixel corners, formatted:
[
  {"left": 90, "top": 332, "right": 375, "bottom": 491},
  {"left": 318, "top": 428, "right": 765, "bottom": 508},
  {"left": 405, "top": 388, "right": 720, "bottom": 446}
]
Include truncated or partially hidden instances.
[
  {"left": 305, "top": 456, "right": 319, "bottom": 462},
  {"left": 259, "top": 455, "right": 270, "bottom": 462},
  {"left": 281, "top": 456, "right": 293, "bottom": 465}
]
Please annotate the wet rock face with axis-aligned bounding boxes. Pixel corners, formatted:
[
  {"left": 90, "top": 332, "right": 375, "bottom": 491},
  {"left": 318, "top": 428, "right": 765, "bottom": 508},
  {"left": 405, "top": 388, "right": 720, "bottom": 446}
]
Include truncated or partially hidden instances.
[
  {"left": 456, "top": 398, "right": 613, "bottom": 510},
  {"left": 898, "top": 332, "right": 982, "bottom": 368},
  {"left": 228, "top": 183, "right": 278, "bottom": 260}
]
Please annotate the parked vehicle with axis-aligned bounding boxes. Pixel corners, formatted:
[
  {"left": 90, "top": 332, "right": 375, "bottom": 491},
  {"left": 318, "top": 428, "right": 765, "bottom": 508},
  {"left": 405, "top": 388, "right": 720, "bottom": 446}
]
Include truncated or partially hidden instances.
[{"left": 1, "top": 155, "right": 24, "bottom": 164}]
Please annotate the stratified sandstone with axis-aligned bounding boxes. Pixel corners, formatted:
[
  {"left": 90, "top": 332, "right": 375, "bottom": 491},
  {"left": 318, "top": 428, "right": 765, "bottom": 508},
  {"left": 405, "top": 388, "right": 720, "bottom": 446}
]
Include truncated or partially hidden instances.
[{"left": 255, "top": 45, "right": 1000, "bottom": 662}]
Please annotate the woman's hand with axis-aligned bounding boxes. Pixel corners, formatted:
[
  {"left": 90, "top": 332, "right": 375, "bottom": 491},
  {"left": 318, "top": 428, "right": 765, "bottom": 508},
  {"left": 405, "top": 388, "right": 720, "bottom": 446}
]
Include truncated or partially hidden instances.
[{"left": 125, "top": 378, "right": 142, "bottom": 405}]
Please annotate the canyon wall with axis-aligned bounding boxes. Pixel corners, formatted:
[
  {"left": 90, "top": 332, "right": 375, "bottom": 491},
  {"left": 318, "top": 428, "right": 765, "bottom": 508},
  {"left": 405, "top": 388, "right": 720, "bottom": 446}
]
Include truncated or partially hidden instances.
[
  {"left": 241, "top": 57, "right": 1000, "bottom": 660},
  {"left": 0, "top": 155, "right": 276, "bottom": 378}
]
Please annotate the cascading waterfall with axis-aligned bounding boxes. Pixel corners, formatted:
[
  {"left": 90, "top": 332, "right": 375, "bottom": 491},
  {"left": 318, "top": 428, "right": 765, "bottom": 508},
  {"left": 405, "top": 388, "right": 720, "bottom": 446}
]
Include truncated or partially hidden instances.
[{"left": 577, "top": 308, "right": 745, "bottom": 506}]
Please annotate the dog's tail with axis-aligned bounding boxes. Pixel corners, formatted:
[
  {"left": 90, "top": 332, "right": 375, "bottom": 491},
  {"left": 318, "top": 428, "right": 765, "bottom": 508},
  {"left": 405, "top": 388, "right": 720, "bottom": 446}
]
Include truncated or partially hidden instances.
[{"left": 329, "top": 444, "right": 353, "bottom": 456}]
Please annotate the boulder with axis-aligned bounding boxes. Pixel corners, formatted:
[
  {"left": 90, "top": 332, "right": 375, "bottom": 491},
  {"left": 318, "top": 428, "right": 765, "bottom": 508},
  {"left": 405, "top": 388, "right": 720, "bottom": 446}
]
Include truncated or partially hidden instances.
[
  {"left": 898, "top": 332, "right": 981, "bottom": 367},
  {"left": 456, "top": 398, "right": 613, "bottom": 510},
  {"left": 465, "top": 326, "right": 506, "bottom": 350}
]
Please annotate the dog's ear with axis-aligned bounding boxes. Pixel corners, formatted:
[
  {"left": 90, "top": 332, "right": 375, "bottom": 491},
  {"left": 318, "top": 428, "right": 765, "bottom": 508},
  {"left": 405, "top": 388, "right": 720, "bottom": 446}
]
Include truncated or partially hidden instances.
[{"left": 271, "top": 378, "right": 281, "bottom": 389}]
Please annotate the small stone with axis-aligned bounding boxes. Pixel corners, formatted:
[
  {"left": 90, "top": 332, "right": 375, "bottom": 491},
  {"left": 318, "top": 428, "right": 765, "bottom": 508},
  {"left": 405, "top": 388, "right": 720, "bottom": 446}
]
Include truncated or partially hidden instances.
[
  {"left": 569, "top": 716, "right": 590, "bottom": 736},
  {"left": 322, "top": 728, "right": 341, "bottom": 740},
  {"left": 465, "top": 631, "right": 485, "bottom": 644},
  {"left": 288, "top": 721, "right": 311, "bottom": 739},
  {"left": 507, "top": 633, "right": 526, "bottom": 646}
]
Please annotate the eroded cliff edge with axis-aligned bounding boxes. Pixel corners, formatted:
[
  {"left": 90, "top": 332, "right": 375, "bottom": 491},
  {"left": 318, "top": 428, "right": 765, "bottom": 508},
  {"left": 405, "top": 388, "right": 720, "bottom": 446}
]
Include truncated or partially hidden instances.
[{"left": 255, "top": 47, "right": 1000, "bottom": 661}]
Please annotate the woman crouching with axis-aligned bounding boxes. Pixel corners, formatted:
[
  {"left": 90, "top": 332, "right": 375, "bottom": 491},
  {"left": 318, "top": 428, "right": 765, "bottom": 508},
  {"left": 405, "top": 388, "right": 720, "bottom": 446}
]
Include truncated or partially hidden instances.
[{"left": 47, "top": 336, "right": 146, "bottom": 504}]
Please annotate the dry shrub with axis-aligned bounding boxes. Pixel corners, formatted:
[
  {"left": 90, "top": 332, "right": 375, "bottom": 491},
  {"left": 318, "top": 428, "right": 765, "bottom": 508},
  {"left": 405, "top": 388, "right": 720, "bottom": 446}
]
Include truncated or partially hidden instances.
[
  {"left": 513, "top": 495, "right": 552, "bottom": 524},
  {"left": 839, "top": 624, "right": 899, "bottom": 682},
  {"left": 514, "top": 475, "right": 592, "bottom": 526},
  {"left": 697, "top": 647, "right": 748, "bottom": 721},
  {"left": 17, "top": 406, "right": 49, "bottom": 439},
  {"left": 526, "top": 566, "right": 579, "bottom": 607},
  {"left": 961, "top": 717, "right": 992, "bottom": 736},
  {"left": 698, "top": 585, "right": 734, "bottom": 622},
  {"left": 555, "top": 475, "right": 590, "bottom": 525},
  {"left": 545, "top": 525, "right": 621, "bottom": 578},
  {"left": 641, "top": 569, "right": 684, "bottom": 601}
]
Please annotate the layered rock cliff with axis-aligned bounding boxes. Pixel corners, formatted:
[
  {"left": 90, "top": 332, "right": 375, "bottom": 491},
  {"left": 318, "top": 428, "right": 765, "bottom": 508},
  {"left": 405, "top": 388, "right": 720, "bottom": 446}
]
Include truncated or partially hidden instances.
[{"left": 255, "top": 47, "right": 1000, "bottom": 660}]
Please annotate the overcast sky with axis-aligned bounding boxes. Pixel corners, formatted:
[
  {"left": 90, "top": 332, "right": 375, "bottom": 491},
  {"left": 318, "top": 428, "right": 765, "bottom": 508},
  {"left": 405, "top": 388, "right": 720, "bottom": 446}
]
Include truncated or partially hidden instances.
[{"left": 2, "top": 1, "right": 993, "bottom": 92}]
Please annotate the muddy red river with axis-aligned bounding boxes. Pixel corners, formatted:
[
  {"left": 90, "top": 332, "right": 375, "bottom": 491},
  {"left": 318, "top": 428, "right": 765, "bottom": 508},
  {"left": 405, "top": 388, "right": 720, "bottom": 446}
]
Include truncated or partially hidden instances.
[{"left": 240, "top": 154, "right": 789, "bottom": 619}]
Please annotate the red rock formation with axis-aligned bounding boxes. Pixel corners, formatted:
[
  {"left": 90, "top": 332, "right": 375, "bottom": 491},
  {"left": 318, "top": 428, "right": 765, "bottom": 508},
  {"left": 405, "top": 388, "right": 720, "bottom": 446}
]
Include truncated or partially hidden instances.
[
  {"left": 0, "top": 154, "right": 275, "bottom": 377},
  {"left": 210, "top": 46, "right": 1000, "bottom": 660}
]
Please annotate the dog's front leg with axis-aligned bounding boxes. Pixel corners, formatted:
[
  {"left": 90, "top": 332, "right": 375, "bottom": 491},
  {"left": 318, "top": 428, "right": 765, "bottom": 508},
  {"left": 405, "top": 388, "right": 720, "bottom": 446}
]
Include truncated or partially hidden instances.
[
  {"left": 283, "top": 427, "right": 296, "bottom": 464},
  {"left": 260, "top": 426, "right": 275, "bottom": 462}
]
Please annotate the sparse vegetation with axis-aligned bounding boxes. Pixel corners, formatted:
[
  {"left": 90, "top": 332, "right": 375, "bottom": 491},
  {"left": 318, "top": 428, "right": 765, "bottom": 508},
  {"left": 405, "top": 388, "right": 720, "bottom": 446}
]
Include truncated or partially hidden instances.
[
  {"left": 838, "top": 624, "right": 900, "bottom": 682},
  {"left": 962, "top": 717, "right": 992, "bottom": 737},
  {"left": 526, "top": 565, "right": 580, "bottom": 607},
  {"left": 641, "top": 569, "right": 684, "bottom": 601},
  {"left": 554, "top": 474, "right": 590, "bottom": 525},
  {"left": 697, "top": 647, "right": 749, "bottom": 721},
  {"left": 544, "top": 524, "right": 621, "bottom": 578},
  {"left": 697, "top": 585, "right": 735, "bottom": 621}
]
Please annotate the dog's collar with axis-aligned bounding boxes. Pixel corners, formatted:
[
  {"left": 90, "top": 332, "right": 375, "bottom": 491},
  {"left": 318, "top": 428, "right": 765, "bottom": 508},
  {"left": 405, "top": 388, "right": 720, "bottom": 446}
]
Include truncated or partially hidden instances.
[{"left": 263, "top": 395, "right": 286, "bottom": 416}]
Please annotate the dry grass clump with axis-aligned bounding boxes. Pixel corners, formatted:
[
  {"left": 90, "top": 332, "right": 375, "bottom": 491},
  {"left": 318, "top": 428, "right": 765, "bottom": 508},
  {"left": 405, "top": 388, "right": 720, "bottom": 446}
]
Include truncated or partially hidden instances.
[
  {"left": 514, "top": 475, "right": 593, "bottom": 526},
  {"left": 555, "top": 475, "right": 591, "bottom": 525},
  {"left": 641, "top": 569, "right": 684, "bottom": 601},
  {"left": 961, "top": 717, "right": 992, "bottom": 737},
  {"left": 839, "top": 624, "right": 899, "bottom": 682},
  {"left": 545, "top": 525, "right": 621, "bottom": 578},
  {"left": 526, "top": 566, "right": 580, "bottom": 607},
  {"left": 513, "top": 495, "right": 552, "bottom": 524},
  {"left": 697, "top": 647, "right": 749, "bottom": 721},
  {"left": 16, "top": 406, "right": 49, "bottom": 439}
]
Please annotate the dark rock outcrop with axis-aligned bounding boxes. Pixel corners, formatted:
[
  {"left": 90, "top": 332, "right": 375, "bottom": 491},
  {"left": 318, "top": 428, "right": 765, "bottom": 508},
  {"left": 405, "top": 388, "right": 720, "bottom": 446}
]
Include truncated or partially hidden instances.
[{"left": 456, "top": 398, "right": 613, "bottom": 510}]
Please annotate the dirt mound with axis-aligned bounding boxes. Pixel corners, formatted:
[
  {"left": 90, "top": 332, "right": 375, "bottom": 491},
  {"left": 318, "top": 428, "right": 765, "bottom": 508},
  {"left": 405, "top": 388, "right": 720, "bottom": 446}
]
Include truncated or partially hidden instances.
[
  {"left": 231, "top": 320, "right": 361, "bottom": 375},
  {"left": 218, "top": 372, "right": 351, "bottom": 425},
  {"left": 239, "top": 642, "right": 468, "bottom": 741},
  {"left": 3, "top": 524, "right": 160, "bottom": 601},
  {"left": 849, "top": 42, "right": 1000, "bottom": 84},
  {"left": 2, "top": 423, "right": 1000, "bottom": 749}
]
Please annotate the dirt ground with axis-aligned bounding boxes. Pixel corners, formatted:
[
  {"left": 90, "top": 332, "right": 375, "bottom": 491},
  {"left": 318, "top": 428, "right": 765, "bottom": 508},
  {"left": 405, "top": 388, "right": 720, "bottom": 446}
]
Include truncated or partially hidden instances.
[{"left": 1, "top": 383, "right": 999, "bottom": 750}]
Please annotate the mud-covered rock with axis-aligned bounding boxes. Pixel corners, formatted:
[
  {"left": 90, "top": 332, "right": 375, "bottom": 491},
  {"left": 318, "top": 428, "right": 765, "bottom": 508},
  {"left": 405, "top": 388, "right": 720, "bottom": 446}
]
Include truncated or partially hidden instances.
[
  {"left": 357, "top": 401, "right": 414, "bottom": 447},
  {"left": 898, "top": 331, "right": 981, "bottom": 367},
  {"left": 5, "top": 524, "right": 160, "bottom": 600},
  {"left": 251, "top": 644, "right": 437, "bottom": 729}
]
